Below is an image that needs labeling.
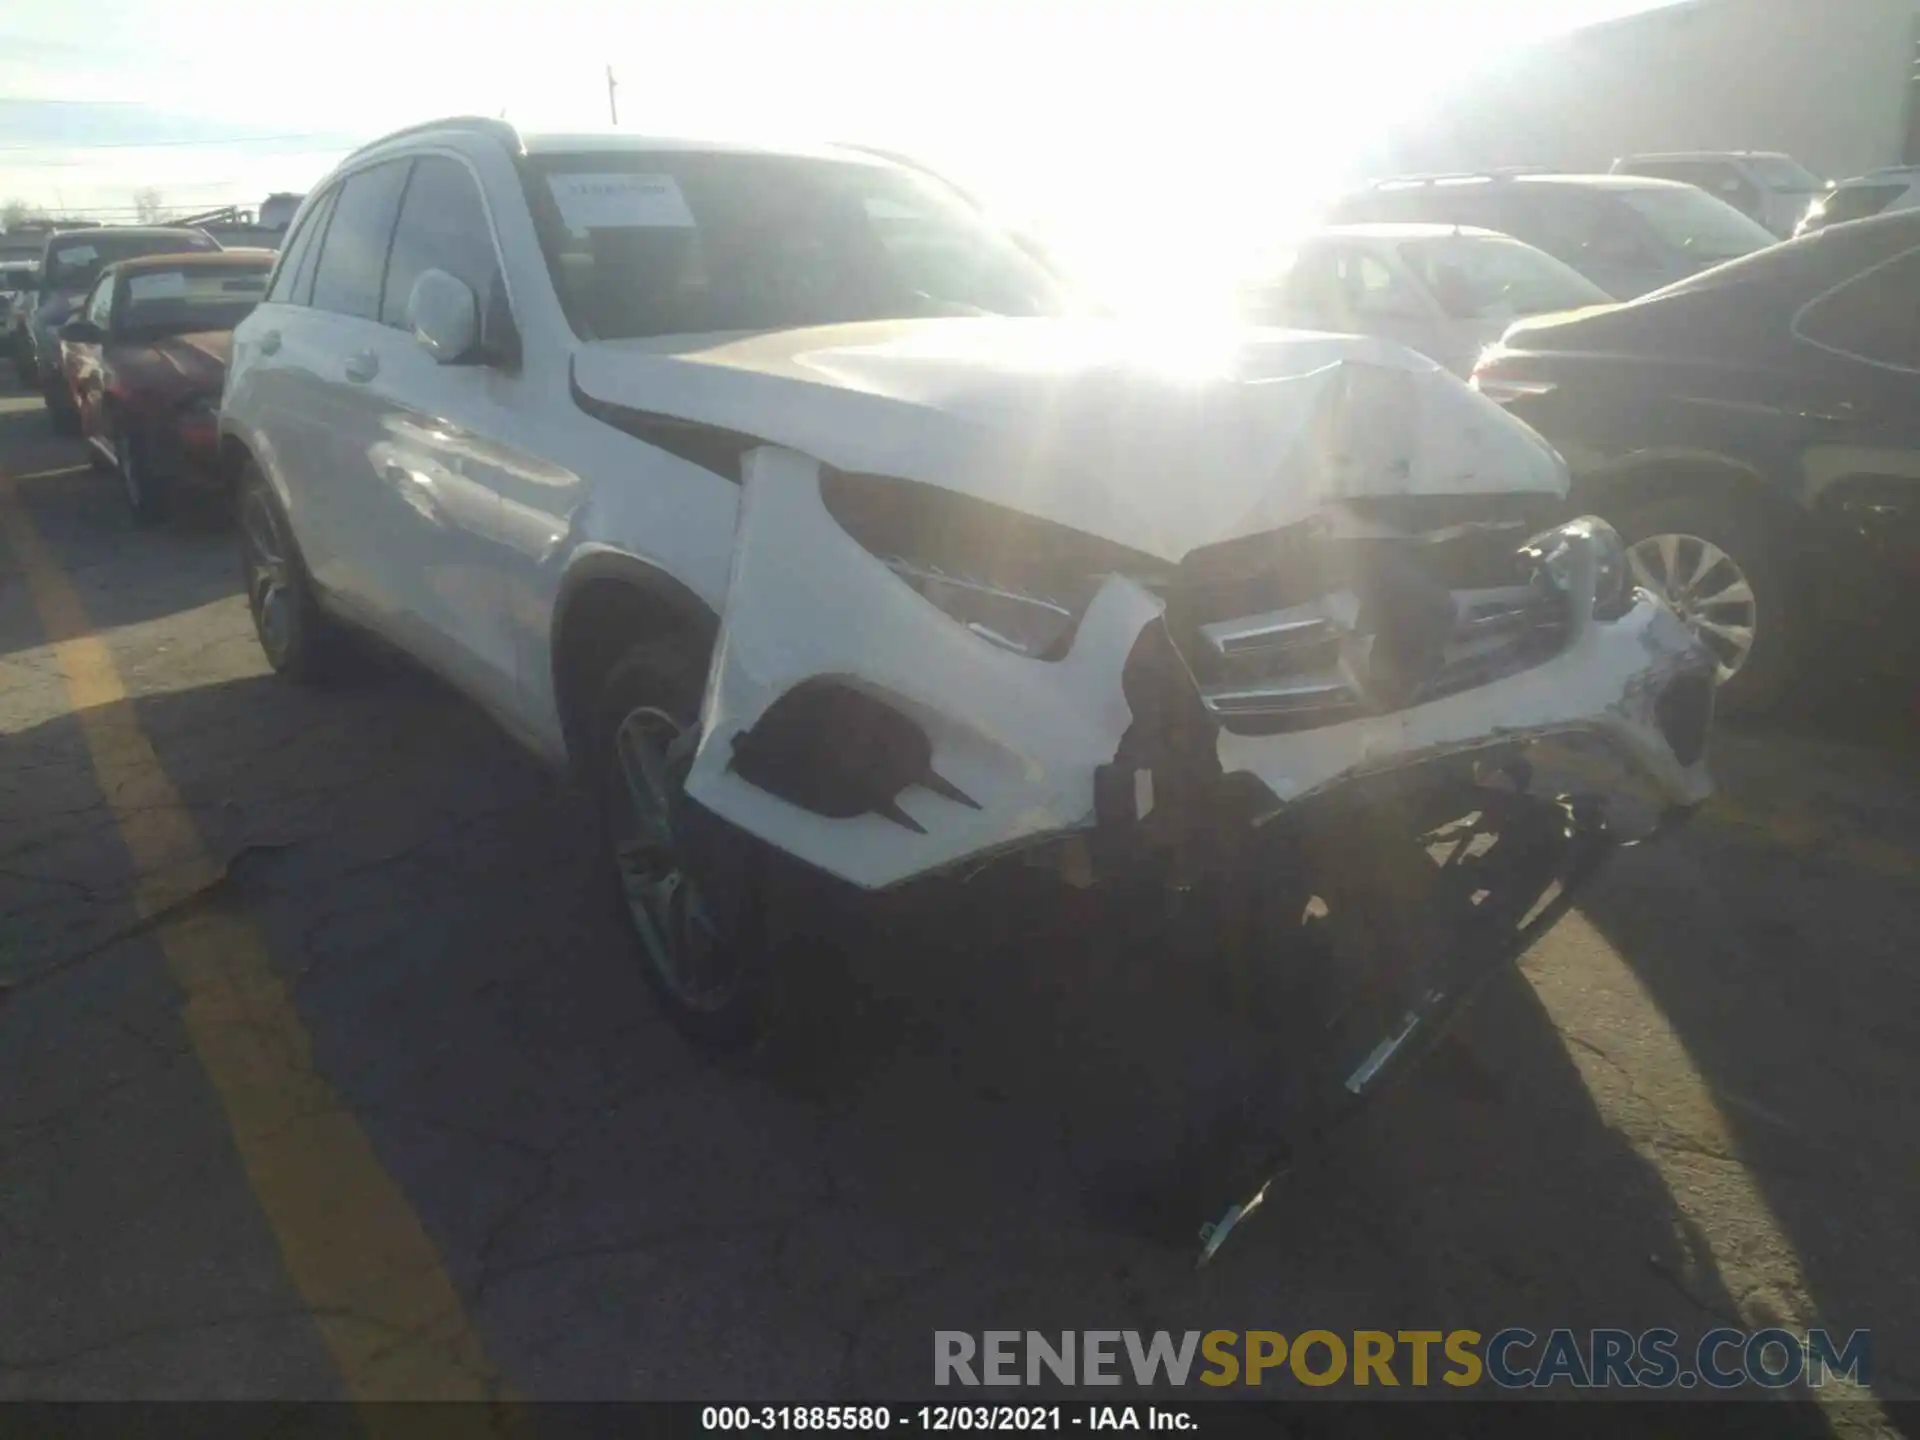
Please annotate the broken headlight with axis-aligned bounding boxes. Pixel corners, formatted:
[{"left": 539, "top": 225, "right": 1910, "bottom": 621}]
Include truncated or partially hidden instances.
[
  {"left": 876, "top": 558, "right": 1081, "bottom": 658},
  {"left": 1519, "top": 515, "right": 1631, "bottom": 621},
  {"left": 819, "top": 469, "right": 1155, "bottom": 660}
]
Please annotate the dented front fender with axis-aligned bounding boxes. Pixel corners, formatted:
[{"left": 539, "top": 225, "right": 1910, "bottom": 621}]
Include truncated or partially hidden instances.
[{"left": 685, "top": 449, "right": 1167, "bottom": 889}]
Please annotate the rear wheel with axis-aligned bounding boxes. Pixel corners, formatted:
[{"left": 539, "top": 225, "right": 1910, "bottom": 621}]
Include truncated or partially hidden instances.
[
  {"left": 592, "top": 636, "right": 802, "bottom": 1051},
  {"left": 115, "top": 426, "right": 167, "bottom": 525},
  {"left": 237, "top": 463, "right": 349, "bottom": 683},
  {"left": 1615, "top": 494, "right": 1788, "bottom": 716}
]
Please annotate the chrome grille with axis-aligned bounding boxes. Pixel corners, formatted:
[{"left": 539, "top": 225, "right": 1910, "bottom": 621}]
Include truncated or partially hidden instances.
[{"left": 1185, "top": 579, "right": 1569, "bottom": 731}]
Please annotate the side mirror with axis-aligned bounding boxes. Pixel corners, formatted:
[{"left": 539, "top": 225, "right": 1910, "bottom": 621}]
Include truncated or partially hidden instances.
[
  {"left": 60, "top": 317, "right": 103, "bottom": 344},
  {"left": 406, "top": 269, "right": 480, "bottom": 364}
]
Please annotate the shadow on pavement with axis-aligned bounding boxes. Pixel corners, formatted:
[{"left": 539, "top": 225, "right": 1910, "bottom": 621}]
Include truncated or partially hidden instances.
[
  {"left": 5, "top": 651, "right": 1893, "bottom": 1423},
  {"left": 0, "top": 397, "right": 239, "bottom": 659},
  {"left": 1577, "top": 753, "right": 1920, "bottom": 1422}
]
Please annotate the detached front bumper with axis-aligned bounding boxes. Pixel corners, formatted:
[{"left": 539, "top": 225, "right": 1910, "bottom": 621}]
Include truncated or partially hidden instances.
[{"left": 684, "top": 460, "right": 1715, "bottom": 891}]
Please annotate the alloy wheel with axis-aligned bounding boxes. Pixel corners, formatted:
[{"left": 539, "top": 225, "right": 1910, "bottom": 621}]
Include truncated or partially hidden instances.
[
  {"left": 239, "top": 488, "right": 296, "bottom": 665},
  {"left": 1627, "top": 532, "right": 1758, "bottom": 683},
  {"left": 607, "top": 706, "right": 740, "bottom": 1012}
]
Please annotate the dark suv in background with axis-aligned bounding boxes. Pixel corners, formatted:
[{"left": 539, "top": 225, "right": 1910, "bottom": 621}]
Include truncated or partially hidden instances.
[
  {"left": 1472, "top": 206, "right": 1920, "bottom": 714},
  {"left": 23, "top": 226, "right": 221, "bottom": 423},
  {"left": 1328, "top": 172, "right": 1780, "bottom": 300}
]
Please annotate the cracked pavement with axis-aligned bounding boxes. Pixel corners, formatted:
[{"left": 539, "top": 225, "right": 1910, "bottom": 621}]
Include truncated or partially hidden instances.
[{"left": 1, "top": 383, "right": 1917, "bottom": 1424}]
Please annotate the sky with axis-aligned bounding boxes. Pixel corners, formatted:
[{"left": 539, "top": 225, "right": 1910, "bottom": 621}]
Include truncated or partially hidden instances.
[{"left": 0, "top": 0, "right": 1680, "bottom": 288}]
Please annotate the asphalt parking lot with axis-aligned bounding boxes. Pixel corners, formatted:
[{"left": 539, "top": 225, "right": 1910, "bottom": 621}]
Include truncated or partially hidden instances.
[{"left": 2, "top": 379, "right": 1917, "bottom": 1428}]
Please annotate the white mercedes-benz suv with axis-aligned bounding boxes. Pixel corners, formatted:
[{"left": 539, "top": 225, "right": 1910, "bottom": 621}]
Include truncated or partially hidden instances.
[{"left": 221, "top": 119, "right": 1714, "bottom": 1235}]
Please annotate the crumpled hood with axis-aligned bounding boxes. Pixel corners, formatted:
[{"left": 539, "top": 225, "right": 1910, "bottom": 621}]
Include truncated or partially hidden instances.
[{"left": 574, "top": 317, "right": 1569, "bottom": 561}]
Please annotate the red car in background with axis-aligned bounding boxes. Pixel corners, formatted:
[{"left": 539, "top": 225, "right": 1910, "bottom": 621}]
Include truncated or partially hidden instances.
[{"left": 57, "top": 249, "right": 274, "bottom": 522}]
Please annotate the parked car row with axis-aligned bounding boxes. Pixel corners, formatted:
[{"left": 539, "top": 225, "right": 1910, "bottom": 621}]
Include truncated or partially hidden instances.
[
  {"left": 1323, "top": 170, "right": 1781, "bottom": 300},
  {"left": 1232, "top": 162, "right": 1914, "bottom": 719},
  {"left": 1473, "top": 206, "right": 1920, "bottom": 714},
  {"left": 1608, "top": 150, "right": 1824, "bottom": 238},
  {"left": 55, "top": 249, "right": 275, "bottom": 519},
  {"left": 18, "top": 118, "right": 1911, "bottom": 1253},
  {"left": 1238, "top": 222, "right": 1611, "bottom": 377},
  {"left": 13, "top": 225, "right": 223, "bottom": 403}
]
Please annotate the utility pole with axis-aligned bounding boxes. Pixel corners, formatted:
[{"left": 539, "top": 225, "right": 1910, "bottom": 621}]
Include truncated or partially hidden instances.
[{"left": 606, "top": 65, "right": 619, "bottom": 126}]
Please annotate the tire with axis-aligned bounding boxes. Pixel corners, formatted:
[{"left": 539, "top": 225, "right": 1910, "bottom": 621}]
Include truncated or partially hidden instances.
[
  {"left": 114, "top": 426, "right": 168, "bottom": 524},
  {"left": 44, "top": 376, "right": 79, "bottom": 437},
  {"left": 592, "top": 636, "right": 798, "bottom": 1050},
  {"left": 1613, "top": 493, "right": 1790, "bottom": 717},
  {"left": 236, "top": 462, "right": 349, "bottom": 684}
]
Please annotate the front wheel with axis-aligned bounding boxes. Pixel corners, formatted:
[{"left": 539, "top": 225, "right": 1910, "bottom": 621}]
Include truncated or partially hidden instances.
[
  {"left": 1615, "top": 495, "right": 1788, "bottom": 716},
  {"left": 592, "top": 637, "right": 800, "bottom": 1051},
  {"left": 237, "top": 464, "right": 349, "bottom": 684}
]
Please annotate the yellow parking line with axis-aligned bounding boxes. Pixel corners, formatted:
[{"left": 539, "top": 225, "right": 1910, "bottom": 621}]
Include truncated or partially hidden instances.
[{"left": 0, "top": 469, "right": 504, "bottom": 1410}]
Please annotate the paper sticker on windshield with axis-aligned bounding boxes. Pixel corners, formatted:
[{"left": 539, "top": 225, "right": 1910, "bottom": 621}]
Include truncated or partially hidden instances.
[
  {"left": 128, "top": 271, "right": 188, "bottom": 301},
  {"left": 547, "top": 173, "right": 694, "bottom": 234},
  {"left": 56, "top": 245, "right": 99, "bottom": 266}
]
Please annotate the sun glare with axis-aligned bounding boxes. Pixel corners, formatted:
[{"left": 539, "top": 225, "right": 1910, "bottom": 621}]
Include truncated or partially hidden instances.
[{"left": 2, "top": 0, "right": 1649, "bottom": 306}]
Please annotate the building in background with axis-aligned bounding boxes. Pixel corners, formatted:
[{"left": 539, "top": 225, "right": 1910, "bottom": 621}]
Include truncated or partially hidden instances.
[{"left": 1366, "top": 0, "right": 1920, "bottom": 184}]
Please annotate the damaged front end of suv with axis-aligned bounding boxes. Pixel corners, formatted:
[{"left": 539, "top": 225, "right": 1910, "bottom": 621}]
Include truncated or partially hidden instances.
[{"left": 594, "top": 324, "right": 1714, "bottom": 1260}]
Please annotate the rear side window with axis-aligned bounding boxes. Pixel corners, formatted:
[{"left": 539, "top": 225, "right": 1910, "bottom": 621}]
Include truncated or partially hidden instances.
[
  {"left": 41, "top": 231, "right": 219, "bottom": 291},
  {"left": 287, "top": 189, "right": 339, "bottom": 306},
  {"left": 380, "top": 156, "right": 503, "bottom": 328},
  {"left": 1622, "top": 160, "right": 1712, "bottom": 187},
  {"left": 1824, "top": 184, "right": 1908, "bottom": 226},
  {"left": 1483, "top": 191, "right": 1668, "bottom": 269},
  {"left": 1794, "top": 245, "right": 1920, "bottom": 370},
  {"left": 85, "top": 277, "right": 114, "bottom": 328},
  {"left": 309, "top": 161, "right": 410, "bottom": 321},
  {"left": 268, "top": 193, "right": 329, "bottom": 304}
]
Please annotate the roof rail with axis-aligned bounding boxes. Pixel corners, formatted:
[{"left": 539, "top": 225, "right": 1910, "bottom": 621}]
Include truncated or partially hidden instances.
[
  {"left": 1368, "top": 166, "right": 1552, "bottom": 188},
  {"left": 340, "top": 115, "right": 523, "bottom": 167}
]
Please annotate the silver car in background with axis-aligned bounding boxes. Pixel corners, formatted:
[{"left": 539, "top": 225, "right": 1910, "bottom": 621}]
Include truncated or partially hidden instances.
[{"left": 1239, "top": 224, "right": 1612, "bottom": 376}]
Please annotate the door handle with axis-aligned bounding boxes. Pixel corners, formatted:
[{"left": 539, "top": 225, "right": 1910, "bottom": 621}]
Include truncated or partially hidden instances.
[
  {"left": 259, "top": 329, "right": 281, "bottom": 356},
  {"left": 344, "top": 351, "right": 379, "bottom": 384}
]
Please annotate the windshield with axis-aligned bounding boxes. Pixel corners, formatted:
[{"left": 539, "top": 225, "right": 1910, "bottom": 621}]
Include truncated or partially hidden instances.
[
  {"left": 1616, "top": 188, "right": 1777, "bottom": 263},
  {"left": 44, "top": 232, "right": 220, "bottom": 292},
  {"left": 522, "top": 151, "right": 1072, "bottom": 340},
  {"left": 1747, "top": 155, "right": 1821, "bottom": 191},
  {"left": 1396, "top": 234, "right": 1611, "bottom": 317},
  {"left": 118, "top": 262, "right": 270, "bottom": 337}
]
